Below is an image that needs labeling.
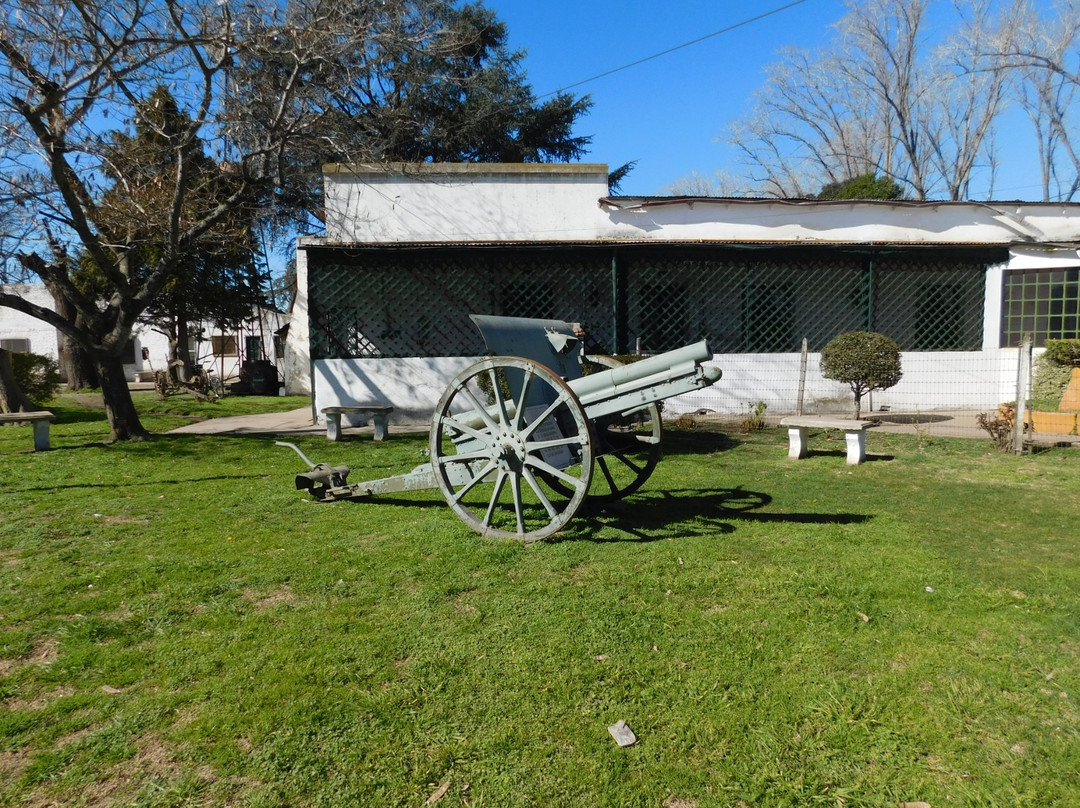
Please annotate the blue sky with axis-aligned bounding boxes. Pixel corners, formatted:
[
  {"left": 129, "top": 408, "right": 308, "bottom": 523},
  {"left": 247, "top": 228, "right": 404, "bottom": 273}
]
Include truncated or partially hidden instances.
[{"left": 487, "top": 0, "right": 1044, "bottom": 199}]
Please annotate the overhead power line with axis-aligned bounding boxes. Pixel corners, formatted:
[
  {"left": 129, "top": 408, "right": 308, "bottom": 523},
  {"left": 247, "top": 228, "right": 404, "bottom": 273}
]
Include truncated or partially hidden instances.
[{"left": 544, "top": 0, "right": 814, "bottom": 97}]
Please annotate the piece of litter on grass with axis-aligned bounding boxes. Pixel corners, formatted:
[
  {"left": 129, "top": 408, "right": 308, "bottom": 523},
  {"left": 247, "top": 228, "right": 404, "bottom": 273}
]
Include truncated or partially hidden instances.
[
  {"left": 425, "top": 780, "right": 450, "bottom": 805},
  {"left": 924, "top": 586, "right": 934, "bottom": 593},
  {"left": 594, "top": 654, "right": 609, "bottom": 661},
  {"left": 857, "top": 612, "right": 870, "bottom": 623},
  {"left": 608, "top": 720, "right": 637, "bottom": 747}
]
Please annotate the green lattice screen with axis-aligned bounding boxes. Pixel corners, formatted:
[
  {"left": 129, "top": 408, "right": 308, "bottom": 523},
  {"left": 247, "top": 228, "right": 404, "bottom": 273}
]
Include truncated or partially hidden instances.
[
  {"left": 306, "top": 246, "right": 991, "bottom": 359},
  {"left": 308, "top": 249, "right": 613, "bottom": 358},
  {"left": 624, "top": 251, "right": 987, "bottom": 353}
]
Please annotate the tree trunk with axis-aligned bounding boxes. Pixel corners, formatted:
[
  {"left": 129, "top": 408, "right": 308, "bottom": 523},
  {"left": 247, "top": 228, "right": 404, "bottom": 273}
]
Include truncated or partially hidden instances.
[
  {"left": 97, "top": 355, "right": 150, "bottom": 441},
  {"left": 53, "top": 291, "right": 99, "bottom": 390},
  {"left": 0, "top": 348, "right": 35, "bottom": 413},
  {"left": 175, "top": 316, "right": 193, "bottom": 382}
]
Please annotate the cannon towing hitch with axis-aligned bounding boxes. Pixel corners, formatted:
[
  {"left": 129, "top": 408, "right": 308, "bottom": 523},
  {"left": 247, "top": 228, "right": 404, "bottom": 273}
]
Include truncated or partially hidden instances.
[{"left": 275, "top": 441, "right": 351, "bottom": 499}]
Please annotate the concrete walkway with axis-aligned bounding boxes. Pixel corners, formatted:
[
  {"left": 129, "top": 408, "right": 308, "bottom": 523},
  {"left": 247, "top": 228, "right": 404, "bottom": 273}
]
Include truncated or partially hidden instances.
[
  {"left": 168, "top": 407, "right": 318, "bottom": 436},
  {"left": 166, "top": 404, "right": 1078, "bottom": 446},
  {"left": 167, "top": 407, "right": 426, "bottom": 437}
]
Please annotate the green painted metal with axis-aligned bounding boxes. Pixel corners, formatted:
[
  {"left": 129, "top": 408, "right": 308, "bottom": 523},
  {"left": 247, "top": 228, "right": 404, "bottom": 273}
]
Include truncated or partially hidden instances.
[
  {"left": 1001, "top": 266, "right": 1080, "bottom": 347},
  {"left": 305, "top": 245, "right": 997, "bottom": 360}
]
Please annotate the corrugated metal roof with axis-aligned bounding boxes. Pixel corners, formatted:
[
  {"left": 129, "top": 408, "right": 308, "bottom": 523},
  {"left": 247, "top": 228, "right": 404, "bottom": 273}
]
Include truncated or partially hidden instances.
[{"left": 302, "top": 238, "right": 1020, "bottom": 250}]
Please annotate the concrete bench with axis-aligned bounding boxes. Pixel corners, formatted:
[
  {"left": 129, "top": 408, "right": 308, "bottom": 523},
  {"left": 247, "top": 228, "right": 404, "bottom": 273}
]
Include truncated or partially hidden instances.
[
  {"left": 0, "top": 410, "right": 56, "bottom": 451},
  {"left": 779, "top": 415, "right": 874, "bottom": 465},
  {"left": 321, "top": 406, "right": 394, "bottom": 442}
]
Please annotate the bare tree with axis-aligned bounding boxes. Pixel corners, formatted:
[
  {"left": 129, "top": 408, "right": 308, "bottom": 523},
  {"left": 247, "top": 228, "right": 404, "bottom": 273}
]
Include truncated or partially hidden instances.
[
  {"left": 992, "top": 0, "right": 1080, "bottom": 200},
  {"left": 666, "top": 168, "right": 751, "bottom": 197},
  {"left": 730, "top": 0, "right": 1005, "bottom": 200},
  {"left": 730, "top": 46, "right": 886, "bottom": 197},
  {"left": 930, "top": 0, "right": 1009, "bottom": 200},
  {"left": 0, "top": 0, "right": 590, "bottom": 440}
]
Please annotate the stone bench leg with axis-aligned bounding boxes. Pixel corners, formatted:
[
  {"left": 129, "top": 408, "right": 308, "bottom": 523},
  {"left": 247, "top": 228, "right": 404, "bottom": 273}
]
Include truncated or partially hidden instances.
[
  {"left": 787, "top": 426, "right": 808, "bottom": 460},
  {"left": 32, "top": 420, "right": 51, "bottom": 451},
  {"left": 845, "top": 430, "right": 867, "bottom": 465},
  {"left": 371, "top": 412, "right": 389, "bottom": 441},
  {"left": 325, "top": 412, "right": 343, "bottom": 442}
]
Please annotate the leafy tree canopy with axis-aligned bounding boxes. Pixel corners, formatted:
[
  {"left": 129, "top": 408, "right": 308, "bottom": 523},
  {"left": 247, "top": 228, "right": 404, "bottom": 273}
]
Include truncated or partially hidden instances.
[
  {"left": 817, "top": 173, "right": 904, "bottom": 201},
  {"left": 0, "top": 0, "right": 591, "bottom": 440}
]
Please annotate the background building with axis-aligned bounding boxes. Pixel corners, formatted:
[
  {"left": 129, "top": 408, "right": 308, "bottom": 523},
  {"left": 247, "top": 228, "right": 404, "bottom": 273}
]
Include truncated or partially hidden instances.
[{"left": 285, "top": 163, "right": 1080, "bottom": 424}]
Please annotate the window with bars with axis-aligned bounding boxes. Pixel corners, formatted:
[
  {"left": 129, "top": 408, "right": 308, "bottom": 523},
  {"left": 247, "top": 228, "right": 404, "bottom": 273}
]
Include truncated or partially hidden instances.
[
  {"left": 213, "top": 334, "right": 238, "bottom": 356},
  {"left": 0, "top": 337, "right": 31, "bottom": 353},
  {"left": 1001, "top": 268, "right": 1080, "bottom": 347}
]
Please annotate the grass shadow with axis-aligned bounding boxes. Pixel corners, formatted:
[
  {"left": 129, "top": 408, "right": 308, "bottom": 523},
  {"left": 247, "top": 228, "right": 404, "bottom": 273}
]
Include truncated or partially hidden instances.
[
  {"left": 12, "top": 473, "right": 269, "bottom": 494},
  {"left": 804, "top": 449, "right": 896, "bottom": 462},
  {"left": 563, "top": 486, "right": 871, "bottom": 544},
  {"left": 19, "top": 401, "right": 109, "bottom": 425},
  {"left": 661, "top": 430, "right": 742, "bottom": 455}
]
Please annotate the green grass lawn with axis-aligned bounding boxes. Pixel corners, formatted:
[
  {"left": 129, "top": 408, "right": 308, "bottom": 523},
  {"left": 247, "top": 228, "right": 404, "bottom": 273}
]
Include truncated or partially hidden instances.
[{"left": 1, "top": 397, "right": 1078, "bottom": 807}]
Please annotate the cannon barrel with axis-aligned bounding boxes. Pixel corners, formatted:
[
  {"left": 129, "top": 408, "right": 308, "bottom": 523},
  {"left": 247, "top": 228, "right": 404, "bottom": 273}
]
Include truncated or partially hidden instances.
[
  {"left": 446, "top": 339, "right": 721, "bottom": 434},
  {"left": 568, "top": 340, "right": 720, "bottom": 420}
]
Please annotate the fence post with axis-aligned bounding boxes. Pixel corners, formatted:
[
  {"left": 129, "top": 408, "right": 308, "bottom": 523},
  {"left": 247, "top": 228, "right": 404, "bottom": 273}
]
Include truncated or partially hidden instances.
[
  {"left": 1013, "top": 334, "right": 1032, "bottom": 454},
  {"left": 796, "top": 337, "right": 808, "bottom": 416}
]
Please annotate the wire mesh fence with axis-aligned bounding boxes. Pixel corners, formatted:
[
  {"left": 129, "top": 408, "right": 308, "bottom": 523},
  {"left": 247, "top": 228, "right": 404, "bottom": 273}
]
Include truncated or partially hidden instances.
[{"left": 305, "top": 244, "right": 1078, "bottom": 445}]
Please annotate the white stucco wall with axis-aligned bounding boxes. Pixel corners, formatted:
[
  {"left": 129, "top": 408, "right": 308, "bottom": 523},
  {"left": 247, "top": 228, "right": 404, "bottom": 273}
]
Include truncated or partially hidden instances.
[
  {"left": 311, "top": 347, "right": 1026, "bottom": 428},
  {"left": 320, "top": 163, "right": 1080, "bottom": 247},
  {"left": 597, "top": 198, "right": 1080, "bottom": 246},
  {"left": 283, "top": 248, "right": 312, "bottom": 395},
  {"left": 0, "top": 284, "right": 61, "bottom": 359},
  {"left": 322, "top": 163, "right": 611, "bottom": 244},
  {"left": 313, "top": 356, "right": 479, "bottom": 425}
]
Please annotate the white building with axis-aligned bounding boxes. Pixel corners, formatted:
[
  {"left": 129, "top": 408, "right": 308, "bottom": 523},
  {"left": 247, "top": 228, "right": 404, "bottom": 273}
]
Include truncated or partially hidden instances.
[
  {"left": 0, "top": 284, "right": 290, "bottom": 387},
  {"left": 285, "top": 163, "right": 1080, "bottom": 421}
]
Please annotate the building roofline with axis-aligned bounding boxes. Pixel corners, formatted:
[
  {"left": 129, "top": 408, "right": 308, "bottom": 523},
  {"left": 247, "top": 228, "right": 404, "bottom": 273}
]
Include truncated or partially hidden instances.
[
  {"left": 598, "top": 195, "right": 1080, "bottom": 211},
  {"left": 324, "top": 162, "right": 610, "bottom": 177},
  {"left": 298, "top": 237, "right": 1027, "bottom": 252}
]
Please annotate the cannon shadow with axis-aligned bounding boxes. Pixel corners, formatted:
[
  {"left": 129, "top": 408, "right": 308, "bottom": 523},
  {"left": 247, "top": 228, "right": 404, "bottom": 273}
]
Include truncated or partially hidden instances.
[{"left": 562, "top": 486, "right": 871, "bottom": 544}]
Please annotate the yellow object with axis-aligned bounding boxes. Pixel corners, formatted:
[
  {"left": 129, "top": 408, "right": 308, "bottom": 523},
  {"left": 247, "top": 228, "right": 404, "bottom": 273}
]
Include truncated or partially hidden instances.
[
  {"left": 1059, "top": 367, "right": 1080, "bottom": 411},
  {"left": 1031, "top": 411, "right": 1078, "bottom": 435}
]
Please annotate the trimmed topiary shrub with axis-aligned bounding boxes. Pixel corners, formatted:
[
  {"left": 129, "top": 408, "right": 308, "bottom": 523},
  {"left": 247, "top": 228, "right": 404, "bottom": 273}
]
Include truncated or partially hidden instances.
[{"left": 820, "top": 331, "right": 903, "bottom": 419}]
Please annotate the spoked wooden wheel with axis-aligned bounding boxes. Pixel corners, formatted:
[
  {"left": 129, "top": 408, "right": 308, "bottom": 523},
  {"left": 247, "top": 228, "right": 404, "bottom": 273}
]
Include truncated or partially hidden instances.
[
  {"left": 429, "top": 357, "right": 594, "bottom": 541},
  {"left": 548, "top": 354, "right": 663, "bottom": 503}
]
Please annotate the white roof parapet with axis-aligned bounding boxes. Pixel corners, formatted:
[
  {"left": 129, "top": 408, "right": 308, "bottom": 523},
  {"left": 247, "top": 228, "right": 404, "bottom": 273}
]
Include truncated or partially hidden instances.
[
  {"left": 318, "top": 162, "right": 1080, "bottom": 248},
  {"left": 596, "top": 196, "right": 1080, "bottom": 247}
]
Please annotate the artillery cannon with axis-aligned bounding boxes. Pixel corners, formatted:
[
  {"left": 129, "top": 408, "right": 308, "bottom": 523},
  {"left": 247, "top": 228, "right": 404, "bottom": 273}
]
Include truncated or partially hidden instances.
[{"left": 279, "top": 315, "right": 722, "bottom": 541}]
